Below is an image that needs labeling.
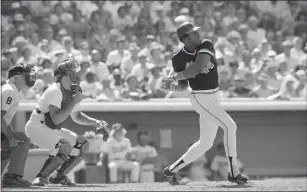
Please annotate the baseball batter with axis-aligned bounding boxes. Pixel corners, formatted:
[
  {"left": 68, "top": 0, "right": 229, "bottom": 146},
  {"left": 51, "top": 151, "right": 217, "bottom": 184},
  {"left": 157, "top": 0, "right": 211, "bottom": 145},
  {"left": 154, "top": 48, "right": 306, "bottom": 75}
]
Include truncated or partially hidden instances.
[
  {"left": 25, "top": 59, "right": 110, "bottom": 186},
  {"left": 161, "top": 22, "right": 249, "bottom": 185},
  {"left": 1, "top": 64, "right": 36, "bottom": 187}
]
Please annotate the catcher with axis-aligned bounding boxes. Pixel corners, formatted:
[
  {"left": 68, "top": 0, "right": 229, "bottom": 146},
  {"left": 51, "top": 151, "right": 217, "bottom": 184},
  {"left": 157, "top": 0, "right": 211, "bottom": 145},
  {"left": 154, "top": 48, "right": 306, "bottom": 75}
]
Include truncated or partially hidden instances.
[
  {"left": 1, "top": 64, "right": 36, "bottom": 187},
  {"left": 25, "top": 59, "right": 110, "bottom": 186}
]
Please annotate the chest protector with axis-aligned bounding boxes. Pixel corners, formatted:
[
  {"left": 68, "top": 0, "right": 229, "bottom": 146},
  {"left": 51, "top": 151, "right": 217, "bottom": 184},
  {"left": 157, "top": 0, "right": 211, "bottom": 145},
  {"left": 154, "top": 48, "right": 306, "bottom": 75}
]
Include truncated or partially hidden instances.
[{"left": 44, "top": 85, "right": 74, "bottom": 130}]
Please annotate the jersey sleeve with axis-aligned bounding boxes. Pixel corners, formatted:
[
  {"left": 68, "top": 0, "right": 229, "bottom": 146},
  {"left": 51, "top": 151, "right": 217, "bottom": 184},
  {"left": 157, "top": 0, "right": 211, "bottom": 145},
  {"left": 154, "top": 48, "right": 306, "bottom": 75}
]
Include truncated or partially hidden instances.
[
  {"left": 46, "top": 88, "right": 62, "bottom": 109},
  {"left": 1, "top": 90, "right": 16, "bottom": 112},
  {"left": 197, "top": 40, "right": 215, "bottom": 57}
]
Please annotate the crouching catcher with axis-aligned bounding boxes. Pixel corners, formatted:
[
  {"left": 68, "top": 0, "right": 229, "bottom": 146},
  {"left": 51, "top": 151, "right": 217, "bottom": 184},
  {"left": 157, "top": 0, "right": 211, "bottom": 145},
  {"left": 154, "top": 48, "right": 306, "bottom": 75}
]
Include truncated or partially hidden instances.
[{"left": 25, "top": 59, "right": 110, "bottom": 186}]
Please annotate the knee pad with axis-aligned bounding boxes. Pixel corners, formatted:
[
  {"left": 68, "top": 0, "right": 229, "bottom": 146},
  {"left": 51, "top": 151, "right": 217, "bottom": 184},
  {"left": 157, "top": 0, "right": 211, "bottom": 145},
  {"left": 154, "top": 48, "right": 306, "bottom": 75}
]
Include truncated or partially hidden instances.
[
  {"left": 52, "top": 139, "right": 72, "bottom": 161},
  {"left": 71, "top": 136, "right": 89, "bottom": 156}
]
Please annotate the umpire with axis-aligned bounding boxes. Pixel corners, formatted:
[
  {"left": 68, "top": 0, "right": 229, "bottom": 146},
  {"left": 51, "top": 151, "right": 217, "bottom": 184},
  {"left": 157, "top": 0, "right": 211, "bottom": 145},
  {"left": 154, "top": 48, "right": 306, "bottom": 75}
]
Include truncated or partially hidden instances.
[{"left": 1, "top": 64, "right": 35, "bottom": 187}]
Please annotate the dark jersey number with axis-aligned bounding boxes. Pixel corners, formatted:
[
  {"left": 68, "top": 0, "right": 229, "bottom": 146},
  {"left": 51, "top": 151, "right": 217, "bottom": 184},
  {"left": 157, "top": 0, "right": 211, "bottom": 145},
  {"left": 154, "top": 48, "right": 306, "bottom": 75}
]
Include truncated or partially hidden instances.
[{"left": 6, "top": 97, "right": 12, "bottom": 105}]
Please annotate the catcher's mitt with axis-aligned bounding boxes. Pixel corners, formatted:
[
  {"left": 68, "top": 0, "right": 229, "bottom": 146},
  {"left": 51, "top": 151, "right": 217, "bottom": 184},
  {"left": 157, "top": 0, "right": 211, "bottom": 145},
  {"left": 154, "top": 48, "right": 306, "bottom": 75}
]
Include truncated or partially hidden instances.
[{"left": 96, "top": 120, "right": 110, "bottom": 141}]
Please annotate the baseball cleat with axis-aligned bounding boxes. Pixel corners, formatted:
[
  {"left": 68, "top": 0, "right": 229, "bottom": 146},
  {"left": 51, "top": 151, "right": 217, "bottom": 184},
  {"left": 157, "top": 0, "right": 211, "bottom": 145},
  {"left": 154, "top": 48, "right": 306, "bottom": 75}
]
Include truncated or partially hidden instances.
[
  {"left": 163, "top": 166, "right": 183, "bottom": 185},
  {"left": 228, "top": 173, "right": 249, "bottom": 185},
  {"left": 2, "top": 173, "right": 31, "bottom": 187},
  {"left": 49, "top": 174, "right": 75, "bottom": 186},
  {"left": 32, "top": 177, "right": 49, "bottom": 186}
]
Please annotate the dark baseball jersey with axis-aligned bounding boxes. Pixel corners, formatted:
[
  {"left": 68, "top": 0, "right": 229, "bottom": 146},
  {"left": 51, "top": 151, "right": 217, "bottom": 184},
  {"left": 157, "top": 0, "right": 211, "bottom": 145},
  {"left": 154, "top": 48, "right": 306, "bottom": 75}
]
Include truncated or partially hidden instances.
[{"left": 172, "top": 39, "right": 218, "bottom": 91}]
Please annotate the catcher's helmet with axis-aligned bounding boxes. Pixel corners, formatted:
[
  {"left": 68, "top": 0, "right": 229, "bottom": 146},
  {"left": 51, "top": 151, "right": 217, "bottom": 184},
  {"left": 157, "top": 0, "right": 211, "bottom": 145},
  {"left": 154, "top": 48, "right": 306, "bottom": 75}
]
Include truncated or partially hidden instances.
[
  {"left": 54, "top": 59, "right": 81, "bottom": 84},
  {"left": 8, "top": 63, "right": 36, "bottom": 87}
]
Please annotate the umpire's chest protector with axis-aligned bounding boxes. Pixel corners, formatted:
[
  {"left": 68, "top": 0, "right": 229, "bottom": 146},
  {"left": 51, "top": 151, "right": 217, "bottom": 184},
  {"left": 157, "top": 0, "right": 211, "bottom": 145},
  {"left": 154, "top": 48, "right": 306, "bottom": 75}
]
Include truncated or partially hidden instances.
[{"left": 44, "top": 86, "right": 74, "bottom": 130}]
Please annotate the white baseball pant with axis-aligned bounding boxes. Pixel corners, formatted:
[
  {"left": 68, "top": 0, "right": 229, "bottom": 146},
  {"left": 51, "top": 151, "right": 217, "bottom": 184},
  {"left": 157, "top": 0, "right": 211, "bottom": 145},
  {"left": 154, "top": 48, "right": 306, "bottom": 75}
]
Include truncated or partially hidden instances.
[
  {"left": 170, "top": 89, "right": 239, "bottom": 173},
  {"left": 108, "top": 160, "right": 140, "bottom": 183},
  {"left": 25, "top": 110, "right": 79, "bottom": 156}
]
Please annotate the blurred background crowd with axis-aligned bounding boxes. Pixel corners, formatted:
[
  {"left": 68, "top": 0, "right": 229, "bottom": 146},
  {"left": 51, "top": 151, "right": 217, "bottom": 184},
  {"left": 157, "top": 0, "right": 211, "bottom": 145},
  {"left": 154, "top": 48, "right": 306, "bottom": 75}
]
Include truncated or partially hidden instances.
[{"left": 1, "top": 0, "right": 307, "bottom": 101}]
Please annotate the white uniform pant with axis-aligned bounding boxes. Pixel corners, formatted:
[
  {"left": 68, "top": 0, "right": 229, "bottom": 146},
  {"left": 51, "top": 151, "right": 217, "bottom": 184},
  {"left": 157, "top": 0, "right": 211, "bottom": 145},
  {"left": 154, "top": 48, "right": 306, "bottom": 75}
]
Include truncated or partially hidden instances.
[
  {"left": 25, "top": 111, "right": 79, "bottom": 155},
  {"left": 139, "top": 164, "right": 155, "bottom": 183},
  {"left": 108, "top": 160, "right": 140, "bottom": 182},
  {"left": 181, "top": 90, "right": 238, "bottom": 163}
]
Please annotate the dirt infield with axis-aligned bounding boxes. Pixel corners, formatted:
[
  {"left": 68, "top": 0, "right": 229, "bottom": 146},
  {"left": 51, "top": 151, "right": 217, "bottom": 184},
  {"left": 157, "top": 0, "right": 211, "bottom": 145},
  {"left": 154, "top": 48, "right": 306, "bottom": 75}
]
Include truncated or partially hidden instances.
[{"left": 2, "top": 177, "right": 306, "bottom": 191}]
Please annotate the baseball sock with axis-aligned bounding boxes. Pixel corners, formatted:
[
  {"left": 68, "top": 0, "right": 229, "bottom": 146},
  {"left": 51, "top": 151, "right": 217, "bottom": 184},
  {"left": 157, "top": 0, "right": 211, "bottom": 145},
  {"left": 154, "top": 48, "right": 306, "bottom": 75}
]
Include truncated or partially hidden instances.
[
  {"left": 169, "top": 141, "right": 203, "bottom": 173},
  {"left": 228, "top": 156, "right": 240, "bottom": 177}
]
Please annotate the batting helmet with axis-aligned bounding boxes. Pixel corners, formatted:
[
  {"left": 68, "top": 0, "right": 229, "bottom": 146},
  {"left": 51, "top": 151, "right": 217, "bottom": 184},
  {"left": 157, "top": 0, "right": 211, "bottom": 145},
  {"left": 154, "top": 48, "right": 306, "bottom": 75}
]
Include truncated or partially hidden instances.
[
  {"left": 8, "top": 63, "right": 36, "bottom": 87},
  {"left": 54, "top": 59, "right": 81, "bottom": 84}
]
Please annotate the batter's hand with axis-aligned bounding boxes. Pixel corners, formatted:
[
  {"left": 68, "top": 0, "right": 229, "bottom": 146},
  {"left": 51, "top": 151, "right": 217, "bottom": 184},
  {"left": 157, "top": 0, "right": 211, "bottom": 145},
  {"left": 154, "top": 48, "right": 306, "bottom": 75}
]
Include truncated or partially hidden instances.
[
  {"left": 160, "top": 76, "right": 176, "bottom": 91},
  {"left": 96, "top": 120, "right": 110, "bottom": 141}
]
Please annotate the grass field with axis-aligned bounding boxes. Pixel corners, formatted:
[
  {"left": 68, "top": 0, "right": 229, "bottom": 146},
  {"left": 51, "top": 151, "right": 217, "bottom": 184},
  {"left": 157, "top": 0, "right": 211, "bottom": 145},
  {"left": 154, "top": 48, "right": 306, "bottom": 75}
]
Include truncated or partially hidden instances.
[{"left": 2, "top": 177, "right": 306, "bottom": 191}]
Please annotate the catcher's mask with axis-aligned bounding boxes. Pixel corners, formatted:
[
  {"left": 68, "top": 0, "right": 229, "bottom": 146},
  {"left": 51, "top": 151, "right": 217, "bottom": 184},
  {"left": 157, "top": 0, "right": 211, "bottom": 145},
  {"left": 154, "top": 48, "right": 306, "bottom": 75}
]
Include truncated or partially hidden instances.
[
  {"left": 8, "top": 64, "right": 36, "bottom": 87},
  {"left": 54, "top": 59, "right": 81, "bottom": 86}
]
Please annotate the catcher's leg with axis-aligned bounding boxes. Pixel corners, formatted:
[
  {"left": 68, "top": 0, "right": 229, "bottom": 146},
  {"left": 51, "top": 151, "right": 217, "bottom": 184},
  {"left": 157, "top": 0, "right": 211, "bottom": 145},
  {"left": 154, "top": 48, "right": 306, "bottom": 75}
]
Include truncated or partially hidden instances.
[
  {"left": 50, "top": 133, "right": 89, "bottom": 186},
  {"left": 26, "top": 121, "right": 73, "bottom": 186},
  {"left": 32, "top": 139, "right": 72, "bottom": 186}
]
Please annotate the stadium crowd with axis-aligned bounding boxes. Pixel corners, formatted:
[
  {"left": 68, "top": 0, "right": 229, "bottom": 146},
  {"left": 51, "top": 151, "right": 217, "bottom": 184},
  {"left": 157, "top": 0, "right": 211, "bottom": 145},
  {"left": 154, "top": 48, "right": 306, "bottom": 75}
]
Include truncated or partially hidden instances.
[{"left": 1, "top": 1, "right": 307, "bottom": 101}]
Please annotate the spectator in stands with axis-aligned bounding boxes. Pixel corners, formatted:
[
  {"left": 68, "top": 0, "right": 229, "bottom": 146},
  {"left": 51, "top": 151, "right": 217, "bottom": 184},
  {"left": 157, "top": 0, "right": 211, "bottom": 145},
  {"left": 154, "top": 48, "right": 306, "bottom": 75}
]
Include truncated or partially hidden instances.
[
  {"left": 290, "top": 36, "right": 305, "bottom": 65},
  {"left": 90, "top": 50, "right": 110, "bottom": 82},
  {"left": 121, "top": 43, "right": 140, "bottom": 78},
  {"left": 1, "top": 57, "right": 10, "bottom": 83},
  {"left": 121, "top": 74, "right": 152, "bottom": 100},
  {"left": 106, "top": 37, "right": 131, "bottom": 71},
  {"left": 153, "top": 5, "right": 175, "bottom": 32},
  {"left": 275, "top": 40, "right": 298, "bottom": 72},
  {"left": 259, "top": 39, "right": 272, "bottom": 60},
  {"left": 257, "top": 57, "right": 284, "bottom": 90},
  {"left": 247, "top": 16, "right": 265, "bottom": 49},
  {"left": 251, "top": 73, "right": 278, "bottom": 98},
  {"left": 62, "top": 36, "right": 81, "bottom": 60},
  {"left": 211, "top": 143, "right": 246, "bottom": 181},
  {"left": 218, "top": 65, "right": 232, "bottom": 94},
  {"left": 80, "top": 61, "right": 91, "bottom": 82},
  {"left": 146, "top": 66, "right": 167, "bottom": 98},
  {"left": 102, "top": 123, "right": 140, "bottom": 183},
  {"left": 95, "top": 1, "right": 112, "bottom": 26},
  {"left": 50, "top": 3, "right": 73, "bottom": 28},
  {"left": 114, "top": 5, "right": 134, "bottom": 32},
  {"left": 132, "top": 131, "right": 157, "bottom": 183},
  {"left": 69, "top": 10, "right": 90, "bottom": 42},
  {"left": 80, "top": 69, "right": 102, "bottom": 99},
  {"left": 75, "top": 41, "right": 91, "bottom": 63},
  {"left": 44, "top": 27, "right": 63, "bottom": 51},
  {"left": 229, "top": 76, "right": 255, "bottom": 98},
  {"left": 250, "top": 48, "right": 262, "bottom": 69},
  {"left": 149, "top": 43, "right": 166, "bottom": 69},
  {"left": 16, "top": 45, "right": 37, "bottom": 66},
  {"left": 38, "top": 57, "right": 52, "bottom": 70},
  {"left": 97, "top": 77, "right": 121, "bottom": 102},
  {"left": 41, "top": 69, "right": 54, "bottom": 88},
  {"left": 130, "top": 50, "right": 154, "bottom": 83},
  {"left": 26, "top": 32, "right": 41, "bottom": 58}
]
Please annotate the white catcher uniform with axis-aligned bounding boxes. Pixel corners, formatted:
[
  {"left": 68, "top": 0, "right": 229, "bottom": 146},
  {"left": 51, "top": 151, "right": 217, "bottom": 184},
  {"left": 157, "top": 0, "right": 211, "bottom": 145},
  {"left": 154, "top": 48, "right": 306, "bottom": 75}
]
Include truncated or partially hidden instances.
[
  {"left": 25, "top": 83, "right": 81, "bottom": 155},
  {"left": 102, "top": 137, "right": 140, "bottom": 183}
]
